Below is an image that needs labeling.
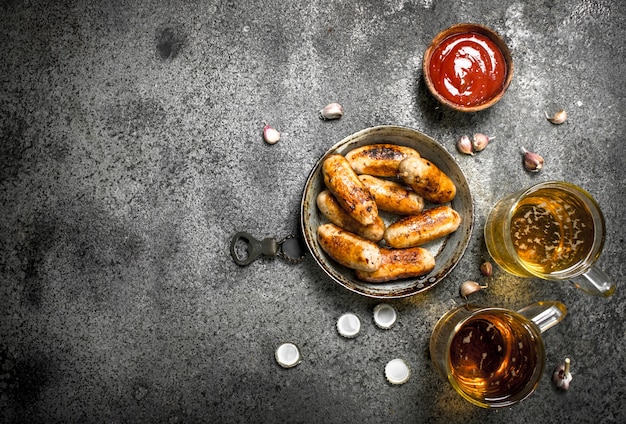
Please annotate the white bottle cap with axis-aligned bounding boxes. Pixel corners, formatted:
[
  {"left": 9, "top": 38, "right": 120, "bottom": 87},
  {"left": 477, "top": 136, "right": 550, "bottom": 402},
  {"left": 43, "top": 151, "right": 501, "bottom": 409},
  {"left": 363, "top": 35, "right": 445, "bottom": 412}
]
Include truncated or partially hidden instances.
[
  {"left": 385, "top": 358, "right": 411, "bottom": 385},
  {"left": 336, "top": 313, "right": 361, "bottom": 338},
  {"left": 275, "top": 343, "right": 301, "bottom": 368},
  {"left": 373, "top": 303, "right": 398, "bottom": 329}
]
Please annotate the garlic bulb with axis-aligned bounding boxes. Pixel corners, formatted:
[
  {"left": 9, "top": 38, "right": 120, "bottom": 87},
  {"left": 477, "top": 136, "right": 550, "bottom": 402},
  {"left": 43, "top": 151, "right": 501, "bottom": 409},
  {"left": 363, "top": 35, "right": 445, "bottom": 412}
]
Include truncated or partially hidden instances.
[
  {"left": 480, "top": 262, "right": 493, "bottom": 277},
  {"left": 472, "top": 133, "right": 494, "bottom": 152},
  {"left": 263, "top": 125, "right": 281, "bottom": 144},
  {"left": 521, "top": 147, "right": 544, "bottom": 172},
  {"left": 552, "top": 358, "right": 573, "bottom": 390},
  {"left": 459, "top": 280, "right": 487, "bottom": 299},
  {"left": 319, "top": 102, "right": 344, "bottom": 120},
  {"left": 545, "top": 109, "right": 567, "bottom": 125},
  {"left": 456, "top": 134, "right": 474, "bottom": 155}
]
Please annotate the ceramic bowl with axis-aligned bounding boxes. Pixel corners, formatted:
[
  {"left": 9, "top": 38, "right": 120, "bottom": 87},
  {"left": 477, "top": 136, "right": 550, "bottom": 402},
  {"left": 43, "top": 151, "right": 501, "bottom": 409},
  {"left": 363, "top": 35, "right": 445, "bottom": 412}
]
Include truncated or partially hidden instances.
[
  {"left": 300, "top": 126, "right": 474, "bottom": 298},
  {"left": 423, "top": 23, "right": 514, "bottom": 112}
]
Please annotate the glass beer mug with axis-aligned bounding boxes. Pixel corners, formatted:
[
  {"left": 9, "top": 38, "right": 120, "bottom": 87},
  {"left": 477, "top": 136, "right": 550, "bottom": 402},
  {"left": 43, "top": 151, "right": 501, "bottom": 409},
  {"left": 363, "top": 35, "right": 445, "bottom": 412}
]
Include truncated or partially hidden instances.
[
  {"left": 430, "top": 301, "right": 567, "bottom": 408},
  {"left": 484, "top": 181, "right": 616, "bottom": 297}
]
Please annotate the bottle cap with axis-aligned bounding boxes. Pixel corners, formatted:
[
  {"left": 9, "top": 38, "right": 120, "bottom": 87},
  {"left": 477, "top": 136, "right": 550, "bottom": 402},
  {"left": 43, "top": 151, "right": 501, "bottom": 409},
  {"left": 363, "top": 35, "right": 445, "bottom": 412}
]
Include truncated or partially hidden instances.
[
  {"left": 385, "top": 358, "right": 411, "bottom": 385},
  {"left": 373, "top": 303, "right": 398, "bottom": 329},
  {"left": 336, "top": 313, "right": 361, "bottom": 338},
  {"left": 275, "top": 342, "right": 301, "bottom": 368}
]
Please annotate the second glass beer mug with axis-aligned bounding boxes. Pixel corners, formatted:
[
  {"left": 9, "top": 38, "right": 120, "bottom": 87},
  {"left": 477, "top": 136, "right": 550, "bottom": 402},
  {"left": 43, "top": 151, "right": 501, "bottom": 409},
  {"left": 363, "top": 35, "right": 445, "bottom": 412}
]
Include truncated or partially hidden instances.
[
  {"left": 484, "top": 181, "right": 616, "bottom": 297},
  {"left": 430, "top": 301, "right": 567, "bottom": 408}
]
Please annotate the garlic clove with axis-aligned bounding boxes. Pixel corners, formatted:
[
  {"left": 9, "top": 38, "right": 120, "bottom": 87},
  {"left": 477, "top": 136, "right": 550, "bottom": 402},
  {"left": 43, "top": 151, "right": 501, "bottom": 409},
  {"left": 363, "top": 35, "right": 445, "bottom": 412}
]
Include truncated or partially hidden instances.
[
  {"left": 480, "top": 261, "right": 493, "bottom": 277},
  {"left": 472, "top": 133, "right": 495, "bottom": 152},
  {"left": 263, "top": 124, "right": 281, "bottom": 144},
  {"left": 545, "top": 109, "right": 567, "bottom": 125},
  {"left": 319, "top": 102, "right": 344, "bottom": 120},
  {"left": 456, "top": 134, "right": 474, "bottom": 155},
  {"left": 459, "top": 280, "right": 487, "bottom": 299},
  {"left": 521, "top": 147, "right": 544, "bottom": 172},
  {"left": 552, "top": 358, "right": 573, "bottom": 390}
]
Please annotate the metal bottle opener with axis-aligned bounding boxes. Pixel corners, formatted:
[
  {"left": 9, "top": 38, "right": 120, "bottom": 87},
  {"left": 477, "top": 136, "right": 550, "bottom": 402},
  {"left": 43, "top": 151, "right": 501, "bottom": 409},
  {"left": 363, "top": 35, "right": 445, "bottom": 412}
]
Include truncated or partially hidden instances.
[{"left": 230, "top": 231, "right": 306, "bottom": 266}]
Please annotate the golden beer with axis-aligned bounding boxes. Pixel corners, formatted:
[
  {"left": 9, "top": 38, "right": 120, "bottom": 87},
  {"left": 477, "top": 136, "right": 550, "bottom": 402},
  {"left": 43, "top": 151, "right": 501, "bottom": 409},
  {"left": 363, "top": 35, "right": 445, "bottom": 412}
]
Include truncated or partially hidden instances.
[
  {"left": 484, "top": 182, "right": 605, "bottom": 280},
  {"left": 429, "top": 302, "right": 566, "bottom": 408},
  {"left": 448, "top": 310, "right": 540, "bottom": 402}
]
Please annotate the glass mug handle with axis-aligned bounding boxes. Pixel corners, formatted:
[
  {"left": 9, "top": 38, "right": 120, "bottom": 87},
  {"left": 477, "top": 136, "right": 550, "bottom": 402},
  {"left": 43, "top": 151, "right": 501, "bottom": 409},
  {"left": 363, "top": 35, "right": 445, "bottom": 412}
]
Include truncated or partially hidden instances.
[
  {"left": 517, "top": 301, "right": 567, "bottom": 333},
  {"left": 569, "top": 265, "right": 616, "bottom": 298}
]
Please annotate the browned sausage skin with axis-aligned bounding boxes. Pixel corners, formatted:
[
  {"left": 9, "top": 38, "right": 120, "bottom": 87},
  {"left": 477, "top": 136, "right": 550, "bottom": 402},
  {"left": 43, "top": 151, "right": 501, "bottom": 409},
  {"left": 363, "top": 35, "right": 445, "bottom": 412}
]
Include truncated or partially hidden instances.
[
  {"left": 345, "top": 144, "right": 420, "bottom": 177},
  {"left": 322, "top": 154, "right": 378, "bottom": 225},
  {"left": 358, "top": 174, "right": 425, "bottom": 215},
  {"left": 384, "top": 205, "right": 462, "bottom": 248},
  {"left": 317, "top": 190, "right": 385, "bottom": 242},
  {"left": 397, "top": 156, "right": 456, "bottom": 204},
  {"left": 317, "top": 223, "right": 382, "bottom": 272},
  {"left": 355, "top": 247, "right": 435, "bottom": 282}
]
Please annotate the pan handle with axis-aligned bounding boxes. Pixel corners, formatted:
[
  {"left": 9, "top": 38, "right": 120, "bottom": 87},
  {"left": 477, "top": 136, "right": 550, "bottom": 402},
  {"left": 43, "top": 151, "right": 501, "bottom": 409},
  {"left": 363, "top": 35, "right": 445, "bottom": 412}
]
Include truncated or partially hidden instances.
[{"left": 230, "top": 232, "right": 278, "bottom": 266}]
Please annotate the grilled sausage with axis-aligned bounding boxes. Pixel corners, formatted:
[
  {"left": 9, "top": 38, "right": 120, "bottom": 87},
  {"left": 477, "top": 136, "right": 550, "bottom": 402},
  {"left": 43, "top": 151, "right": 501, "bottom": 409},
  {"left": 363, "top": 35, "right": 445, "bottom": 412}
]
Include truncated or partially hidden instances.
[
  {"left": 383, "top": 205, "right": 462, "bottom": 248},
  {"left": 355, "top": 247, "right": 435, "bottom": 282},
  {"left": 317, "top": 190, "right": 385, "bottom": 242},
  {"left": 322, "top": 154, "right": 378, "bottom": 225},
  {"left": 358, "top": 174, "right": 425, "bottom": 215},
  {"left": 317, "top": 223, "right": 381, "bottom": 272},
  {"left": 345, "top": 144, "right": 420, "bottom": 177},
  {"left": 397, "top": 156, "right": 456, "bottom": 204}
]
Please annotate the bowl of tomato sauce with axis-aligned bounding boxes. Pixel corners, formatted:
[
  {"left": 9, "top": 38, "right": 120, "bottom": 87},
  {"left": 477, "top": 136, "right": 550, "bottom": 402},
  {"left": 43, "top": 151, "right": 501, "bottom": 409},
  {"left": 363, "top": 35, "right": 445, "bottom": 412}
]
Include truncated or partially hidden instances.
[{"left": 423, "top": 23, "right": 513, "bottom": 112}]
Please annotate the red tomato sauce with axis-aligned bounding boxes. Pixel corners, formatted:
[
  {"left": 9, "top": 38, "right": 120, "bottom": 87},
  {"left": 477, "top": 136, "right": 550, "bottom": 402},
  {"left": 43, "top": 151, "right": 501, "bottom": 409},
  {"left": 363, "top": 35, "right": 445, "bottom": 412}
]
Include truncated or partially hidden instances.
[{"left": 429, "top": 32, "right": 507, "bottom": 107}]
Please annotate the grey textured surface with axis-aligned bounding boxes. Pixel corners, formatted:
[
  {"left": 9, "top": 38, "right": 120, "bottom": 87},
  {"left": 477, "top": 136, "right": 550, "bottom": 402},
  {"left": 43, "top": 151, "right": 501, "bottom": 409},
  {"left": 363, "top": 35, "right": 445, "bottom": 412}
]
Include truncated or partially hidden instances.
[{"left": 1, "top": 0, "right": 625, "bottom": 423}]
